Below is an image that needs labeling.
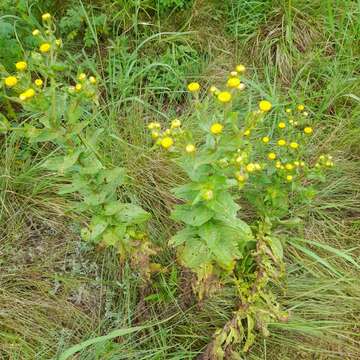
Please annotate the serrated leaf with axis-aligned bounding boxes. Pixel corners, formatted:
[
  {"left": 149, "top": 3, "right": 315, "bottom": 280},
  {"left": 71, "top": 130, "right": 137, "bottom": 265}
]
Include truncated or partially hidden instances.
[
  {"left": 171, "top": 204, "right": 213, "bottom": 227},
  {"left": 169, "top": 226, "right": 198, "bottom": 247}
]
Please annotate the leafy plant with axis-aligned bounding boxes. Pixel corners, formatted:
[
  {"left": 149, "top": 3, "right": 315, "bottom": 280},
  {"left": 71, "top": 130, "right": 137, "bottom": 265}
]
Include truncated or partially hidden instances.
[
  {"left": 147, "top": 70, "right": 333, "bottom": 355},
  {"left": 0, "top": 13, "right": 154, "bottom": 276}
]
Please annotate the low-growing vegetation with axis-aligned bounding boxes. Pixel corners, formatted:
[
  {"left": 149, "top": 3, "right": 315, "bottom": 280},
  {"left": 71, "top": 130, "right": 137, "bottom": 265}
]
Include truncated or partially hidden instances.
[{"left": 1, "top": 1, "right": 359, "bottom": 359}]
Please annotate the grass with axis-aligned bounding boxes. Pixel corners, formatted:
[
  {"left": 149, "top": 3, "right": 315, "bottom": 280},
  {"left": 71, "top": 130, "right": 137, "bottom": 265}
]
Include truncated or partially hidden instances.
[{"left": 1, "top": 0, "right": 360, "bottom": 359}]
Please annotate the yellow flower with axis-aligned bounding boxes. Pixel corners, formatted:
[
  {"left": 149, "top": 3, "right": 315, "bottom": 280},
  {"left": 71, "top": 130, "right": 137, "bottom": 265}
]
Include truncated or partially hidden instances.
[
  {"left": 210, "top": 123, "right": 223, "bottom": 135},
  {"left": 297, "top": 104, "right": 305, "bottom": 111},
  {"left": 78, "top": 73, "right": 86, "bottom": 81},
  {"left": 89, "top": 76, "right": 96, "bottom": 84},
  {"left": 209, "top": 85, "right": 218, "bottom": 94},
  {"left": 230, "top": 71, "right": 238, "bottom": 77},
  {"left": 259, "top": 100, "right": 272, "bottom": 112},
  {"left": 227, "top": 77, "right": 240, "bottom": 88},
  {"left": 164, "top": 129, "right": 171, "bottom": 135},
  {"left": 4, "top": 76, "right": 18, "bottom": 87},
  {"left": 246, "top": 163, "right": 255, "bottom": 172},
  {"left": 236, "top": 64, "right": 246, "bottom": 73},
  {"left": 285, "top": 108, "right": 292, "bottom": 113},
  {"left": 187, "top": 82, "right": 200, "bottom": 92},
  {"left": 32, "top": 29, "right": 40, "bottom": 36},
  {"left": 277, "top": 139, "right": 286, "bottom": 146},
  {"left": 15, "top": 61, "right": 27, "bottom": 71},
  {"left": 268, "top": 152, "right": 276, "bottom": 160},
  {"left": 40, "top": 43, "right": 51, "bottom": 53},
  {"left": 244, "top": 129, "right": 251, "bottom": 136},
  {"left": 161, "top": 137, "right": 174, "bottom": 149},
  {"left": 42, "top": 13, "right": 51, "bottom": 21},
  {"left": 55, "top": 39, "right": 62, "bottom": 47},
  {"left": 278, "top": 122, "right": 286, "bottom": 129},
  {"left": 254, "top": 163, "right": 261, "bottom": 170},
  {"left": 290, "top": 142, "right": 299, "bottom": 149},
  {"left": 285, "top": 163, "right": 294, "bottom": 171},
  {"left": 300, "top": 161, "right": 305, "bottom": 167},
  {"left": 19, "top": 88, "right": 35, "bottom": 101},
  {"left": 275, "top": 161, "right": 281, "bottom": 169},
  {"left": 148, "top": 122, "right": 160, "bottom": 130},
  {"left": 34, "top": 79, "right": 43, "bottom": 87},
  {"left": 304, "top": 127, "right": 313, "bottom": 135},
  {"left": 303, "top": 111, "right": 309, "bottom": 117},
  {"left": 151, "top": 131, "right": 159, "bottom": 139},
  {"left": 286, "top": 175, "right": 293, "bottom": 182},
  {"left": 186, "top": 144, "right": 196, "bottom": 153},
  {"left": 262, "top": 136, "right": 270, "bottom": 144},
  {"left": 171, "top": 119, "right": 181, "bottom": 128},
  {"left": 75, "top": 84, "right": 82, "bottom": 92},
  {"left": 235, "top": 172, "right": 246, "bottom": 182},
  {"left": 217, "top": 91, "right": 232, "bottom": 103},
  {"left": 202, "top": 190, "right": 214, "bottom": 201},
  {"left": 294, "top": 161, "right": 300, "bottom": 167},
  {"left": 237, "top": 83, "right": 246, "bottom": 91}
]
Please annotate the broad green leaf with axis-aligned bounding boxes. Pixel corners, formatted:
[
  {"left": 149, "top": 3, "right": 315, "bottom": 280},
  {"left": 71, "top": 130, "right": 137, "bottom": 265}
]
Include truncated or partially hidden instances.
[
  {"left": 180, "top": 237, "right": 211, "bottom": 269},
  {"left": 171, "top": 204, "right": 214, "bottom": 227},
  {"left": 115, "top": 203, "right": 151, "bottom": 224},
  {"left": 89, "top": 216, "right": 108, "bottom": 241},
  {"left": 198, "top": 222, "right": 240, "bottom": 269},
  {"left": 169, "top": 226, "right": 198, "bottom": 247},
  {"left": 207, "top": 192, "right": 240, "bottom": 221}
]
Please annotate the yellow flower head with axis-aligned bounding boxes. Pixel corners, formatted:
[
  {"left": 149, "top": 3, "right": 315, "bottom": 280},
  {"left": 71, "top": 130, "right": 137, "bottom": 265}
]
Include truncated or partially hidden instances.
[
  {"left": 235, "top": 172, "right": 246, "bottom": 182},
  {"left": 15, "top": 61, "right": 27, "bottom": 71},
  {"left": 237, "top": 83, "right": 246, "bottom": 91},
  {"left": 151, "top": 131, "right": 159, "bottom": 139},
  {"left": 297, "top": 104, "right": 305, "bottom": 111},
  {"left": 278, "top": 122, "right": 286, "bottom": 129},
  {"left": 4, "top": 76, "right": 17, "bottom": 87},
  {"left": 275, "top": 161, "right": 281, "bottom": 169},
  {"left": 161, "top": 137, "right": 174, "bottom": 149},
  {"left": 78, "top": 73, "right": 87, "bottom": 81},
  {"left": 236, "top": 64, "right": 246, "bottom": 73},
  {"left": 209, "top": 85, "right": 219, "bottom": 94},
  {"left": 75, "top": 84, "right": 82, "bottom": 92},
  {"left": 294, "top": 161, "right": 300, "bottom": 167},
  {"left": 171, "top": 119, "right": 181, "bottom": 129},
  {"left": 262, "top": 136, "right": 270, "bottom": 144},
  {"left": 244, "top": 129, "right": 251, "bottom": 136},
  {"left": 277, "top": 139, "right": 286, "bottom": 146},
  {"left": 285, "top": 108, "right": 292, "bottom": 113},
  {"left": 285, "top": 163, "right": 294, "bottom": 171},
  {"left": 268, "top": 152, "right": 276, "bottom": 160},
  {"left": 290, "top": 142, "right": 299, "bottom": 149},
  {"left": 148, "top": 122, "right": 160, "bottom": 130},
  {"left": 303, "top": 111, "right": 309, "bottom": 117},
  {"left": 300, "top": 161, "right": 305, "bottom": 167},
  {"left": 89, "top": 76, "right": 96, "bottom": 84},
  {"left": 227, "top": 77, "right": 240, "bottom": 88},
  {"left": 40, "top": 43, "right": 51, "bottom": 53},
  {"left": 187, "top": 82, "right": 200, "bottom": 92},
  {"left": 210, "top": 123, "right": 223, "bottom": 135},
  {"left": 32, "top": 29, "right": 40, "bottom": 36},
  {"left": 202, "top": 189, "right": 214, "bottom": 201},
  {"left": 19, "top": 88, "right": 35, "bottom": 101},
  {"left": 217, "top": 91, "right": 232, "bottom": 103},
  {"left": 186, "top": 144, "right": 196, "bottom": 153},
  {"left": 254, "top": 163, "right": 261, "bottom": 170},
  {"left": 55, "top": 39, "right": 62, "bottom": 47},
  {"left": 230, "top": 71, "right": 238, "bottom": 77},
  {"left": 246, "top": 163, "right": 256, "bottom": 173},
  {"left": 42, "top": 13, "right": 51, "bottom": 21},
  {"left": 286, "top": 175, "right": 293, "bottom": 182},
  {"left": 34, "top": 79, "right": 43, "bottom": 87},
  {"left": 304, "top": 127, "right": 313, "bottom": 135},
  {"left": 259, "top": 100, "right": 272, "bottom": 112}
]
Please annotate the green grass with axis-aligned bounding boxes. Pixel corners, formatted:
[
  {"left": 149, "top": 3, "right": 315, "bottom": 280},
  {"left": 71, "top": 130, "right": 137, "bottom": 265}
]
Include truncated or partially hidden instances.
[{"left": 1, "top": 0, "right": 360, "bottom": 359}]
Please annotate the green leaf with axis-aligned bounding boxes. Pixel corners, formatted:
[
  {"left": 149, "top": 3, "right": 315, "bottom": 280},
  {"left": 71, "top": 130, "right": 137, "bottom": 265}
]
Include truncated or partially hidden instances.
[
  {"left": 268, "top": 236, "right": 283, "bottom": 260},
  {"left": 89, "top": 216, "right": 109, "bottom": 241},
  {"left": 114, "top": 203, "right": 151, "bottom": 224},
  {"left": 180, "top": 237, "right": 211, "bottom": 269},
  {"left": 198, "top": 222, "right": 240, "bottom": 269},
  {"left": 207, "top": 192, "right": 240, "bottom": 221},
  {"left": 58, "top": 326, "right": 146, "bottom": 360},
  {"left": 169, "top": 226, "right": 198, "bottom": 247},
  {"left": 171, "top": 204, "right": 214, "bottom": 227}
]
